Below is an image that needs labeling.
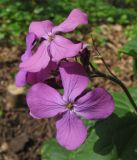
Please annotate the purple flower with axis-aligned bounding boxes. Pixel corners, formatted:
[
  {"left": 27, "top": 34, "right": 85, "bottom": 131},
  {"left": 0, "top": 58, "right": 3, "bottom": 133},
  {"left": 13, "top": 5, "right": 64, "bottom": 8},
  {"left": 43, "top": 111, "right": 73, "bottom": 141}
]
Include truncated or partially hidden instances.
[
  {"left": 19, "top": 9, "right": 88, "bottom": 72},
  {"left": 27, "top": 62, "right": 114, "bottom": 150},
  {"left": 16, "top": 33, "right": 57, "bottom": 87}
]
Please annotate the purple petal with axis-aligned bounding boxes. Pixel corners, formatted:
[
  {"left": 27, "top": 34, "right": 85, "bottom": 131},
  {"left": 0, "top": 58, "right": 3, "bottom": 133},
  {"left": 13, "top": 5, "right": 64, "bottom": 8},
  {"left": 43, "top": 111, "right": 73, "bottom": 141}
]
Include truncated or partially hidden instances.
[
  {"left": 16, "top": 33, "right": 36, "bottom": 87},
  {"left": 74, "top": 88, "right": 114, "bottom": 120},
  {"left": 20, "top": 41, "right": 50, "bottom": 72},
  {"left": 16, "top": 61, "right": 57, "bottom": 87},
  {"left": 15, "top": 70, "right": 27, "bottom": 87},
  {"left": 52, "top": 9, "right": 88, "bottom": 33},
  {"left": 26, "top": 61, "right": 57, "bottom": 84},
  {"left": 56, "top": 111, "right": 87, "bottom": 150},
  {"left": 21, "top": 32, "right": 36, "bottom": 61},
  {"left": 29, "top": 20, "right": 54, "bottom": 38},
  {"left": 26, "top": 72, "right": 41, "bottom": 85},
  {"left": 50, "top": 35, "right": 82, "bottom": 62},
  {"left": 27, "top": 83, "right": 67, "bottom": 119},
  {"left": 59, "top": 62, "right": 89, "bottom": 102},
  {"left": 80, "top": 43, "right": 88, "bottom": 52}
]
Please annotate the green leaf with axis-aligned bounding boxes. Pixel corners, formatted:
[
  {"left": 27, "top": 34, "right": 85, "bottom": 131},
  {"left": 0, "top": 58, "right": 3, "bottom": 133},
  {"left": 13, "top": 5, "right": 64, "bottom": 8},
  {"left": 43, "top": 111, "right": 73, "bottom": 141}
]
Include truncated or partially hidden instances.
[
  {"left": 41, "top": 128, "right": 118, "bottom": 160},
  {"left": 94, "top": 113, "right": 137, "bottom": 160},
  {"left": 41, "top": 87, "right": 137, "bottom": 160},
  {"left": 119, "top": 37, "right": 137, "bottom": 58},
  {"left": 112, "top": 86, "right": 137, "bottom": 116},
  {"left": 120, "top": 130, "right": 137, "bottom": 159},
  {"left": 41, "top": 139, "right": 70, "bottom": 160}
]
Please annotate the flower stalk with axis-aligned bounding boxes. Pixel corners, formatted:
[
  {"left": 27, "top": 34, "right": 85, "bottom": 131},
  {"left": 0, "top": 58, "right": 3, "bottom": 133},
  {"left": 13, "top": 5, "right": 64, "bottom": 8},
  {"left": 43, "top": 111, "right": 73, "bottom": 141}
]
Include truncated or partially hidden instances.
[
  {"left": 89, "top": 69, "right": 137, "bottom": 112},
  {"left": 89, "top": 34, "right": 137, "bottom": 112},
  {"left": 88, "top": 50, "right": 137, "bottom": 113}
]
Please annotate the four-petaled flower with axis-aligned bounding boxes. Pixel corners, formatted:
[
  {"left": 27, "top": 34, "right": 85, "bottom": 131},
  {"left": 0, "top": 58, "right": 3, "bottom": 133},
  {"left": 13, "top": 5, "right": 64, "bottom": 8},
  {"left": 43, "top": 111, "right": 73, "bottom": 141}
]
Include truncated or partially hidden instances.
[
  {"left": 19, "top": 9, "right": 88, "bottom": 72},
  {"left": 16, "top": 32, "right": 57, "bottom": 87},
  {"left": 27, "top": 62, "right": 114, "bottom": 150}
]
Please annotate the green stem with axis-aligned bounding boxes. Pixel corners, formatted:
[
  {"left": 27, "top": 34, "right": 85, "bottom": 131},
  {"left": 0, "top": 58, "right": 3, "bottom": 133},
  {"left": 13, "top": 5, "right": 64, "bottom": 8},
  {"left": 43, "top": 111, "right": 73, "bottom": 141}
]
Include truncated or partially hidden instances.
[
  {"left": 89, "top": 69, "right": 137, "bottom": 112},
  {"left": 89, "top": 34, "right": 137, "bottom": 112}
]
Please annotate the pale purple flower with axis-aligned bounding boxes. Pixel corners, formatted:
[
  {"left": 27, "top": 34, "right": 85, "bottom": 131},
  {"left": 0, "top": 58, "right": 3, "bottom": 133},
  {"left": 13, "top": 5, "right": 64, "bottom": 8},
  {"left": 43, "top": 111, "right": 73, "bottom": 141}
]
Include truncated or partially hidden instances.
[
  {"left": 16, "top": 32, "right": 57, "bottom": 87},
  {"left": 27, "top": 62, "right": 114, "bottom": 150},
  {"left": 19, "top": 9, "right": 88, "bottom": 73}
]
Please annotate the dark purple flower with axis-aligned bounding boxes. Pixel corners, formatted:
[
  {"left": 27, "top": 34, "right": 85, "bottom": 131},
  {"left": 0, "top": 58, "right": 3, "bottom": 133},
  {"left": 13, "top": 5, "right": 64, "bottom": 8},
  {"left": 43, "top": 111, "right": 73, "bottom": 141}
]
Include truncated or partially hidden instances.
[
  {"left": 26, "top": 62, "right": 114, "bottom": 150},
  {"left": 19, "top": 9, "right": 88, "bottom": 72}
]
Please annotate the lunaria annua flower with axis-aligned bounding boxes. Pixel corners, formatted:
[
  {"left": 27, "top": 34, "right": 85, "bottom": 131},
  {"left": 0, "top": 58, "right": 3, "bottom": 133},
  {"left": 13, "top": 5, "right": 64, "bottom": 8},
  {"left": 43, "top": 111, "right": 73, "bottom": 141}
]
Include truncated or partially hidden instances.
[
  {"left": 26, "top": 62, "right": 114, "bottom": 150},
  {"left": 15, "top": 32, "right": 57, "bottom": 87},
  {"left": 19, "top": 9, "right": 88, "bottom": 72}
]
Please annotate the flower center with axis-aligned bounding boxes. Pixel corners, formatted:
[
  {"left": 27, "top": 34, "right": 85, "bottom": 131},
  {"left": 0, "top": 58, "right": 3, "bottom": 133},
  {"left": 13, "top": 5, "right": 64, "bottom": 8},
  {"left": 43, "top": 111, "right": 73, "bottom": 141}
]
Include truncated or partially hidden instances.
[
  {"left": 66, "top": 102, "right": 74, "bottom": 110},
  {"left": 47, "top": 34, "right": 54, "bottom": 42}
]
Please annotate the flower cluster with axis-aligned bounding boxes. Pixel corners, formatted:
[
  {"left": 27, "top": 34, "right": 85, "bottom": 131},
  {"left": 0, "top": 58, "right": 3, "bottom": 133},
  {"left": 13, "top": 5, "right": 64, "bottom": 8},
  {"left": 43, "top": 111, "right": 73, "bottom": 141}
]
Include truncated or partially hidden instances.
[{"left": 16, "top": 9, "right": 114, "bottom": 150}]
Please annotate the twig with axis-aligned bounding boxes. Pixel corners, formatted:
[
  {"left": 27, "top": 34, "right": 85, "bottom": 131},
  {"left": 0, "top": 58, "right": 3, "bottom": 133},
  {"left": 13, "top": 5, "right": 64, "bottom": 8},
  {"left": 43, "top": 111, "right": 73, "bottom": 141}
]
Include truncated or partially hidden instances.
[{"left": 91, "top": 33, "right": 117, "bottom": 78}]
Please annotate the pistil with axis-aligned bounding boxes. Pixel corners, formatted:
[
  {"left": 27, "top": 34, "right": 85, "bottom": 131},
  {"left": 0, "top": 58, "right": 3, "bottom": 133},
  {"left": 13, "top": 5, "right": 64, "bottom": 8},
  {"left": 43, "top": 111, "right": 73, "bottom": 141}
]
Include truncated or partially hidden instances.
[{"left": 66, "top": 103, "right": 74, "bottom": 110}]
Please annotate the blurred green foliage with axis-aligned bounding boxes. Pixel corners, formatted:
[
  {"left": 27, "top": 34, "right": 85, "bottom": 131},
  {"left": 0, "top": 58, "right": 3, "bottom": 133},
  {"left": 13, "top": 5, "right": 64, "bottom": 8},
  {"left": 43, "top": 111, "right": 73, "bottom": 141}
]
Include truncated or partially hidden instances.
[
  {"left": 119, "top": 36, "right": 137, "bottom": 76},
  {"left": 125, "top": 24, "right": 137, "bottom": 40},
  {"left": 107, "top": 0, "right": 137, "bottom": 9},
  {"left": 119, "top": 37, "right": 137, "bottom": 58},
  {"left": 0, "top": 0, "right": 137, "bottom": 46}
]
